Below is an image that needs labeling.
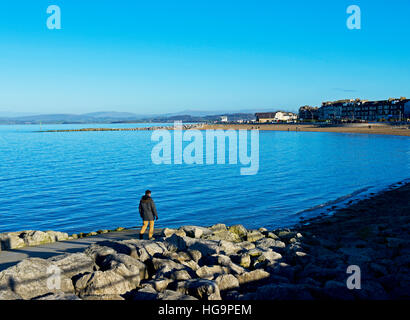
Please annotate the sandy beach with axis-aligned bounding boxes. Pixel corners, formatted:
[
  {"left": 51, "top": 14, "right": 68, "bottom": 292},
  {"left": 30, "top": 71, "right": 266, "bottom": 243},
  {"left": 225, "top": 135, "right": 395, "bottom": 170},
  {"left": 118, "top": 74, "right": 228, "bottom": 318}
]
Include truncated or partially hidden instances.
[
  {"left": 41, "top": 123, "right": 410, "bottom": 137},
  {"left": 200, "top": 123, "right": 410, "bottom": 137}
]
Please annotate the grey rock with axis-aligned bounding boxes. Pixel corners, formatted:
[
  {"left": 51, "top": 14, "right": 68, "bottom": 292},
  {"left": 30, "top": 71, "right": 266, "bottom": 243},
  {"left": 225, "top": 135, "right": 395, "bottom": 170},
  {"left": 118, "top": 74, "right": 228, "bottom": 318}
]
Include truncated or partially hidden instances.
[
  {"left": 74, "top": 270, "right": 135, "bottom": 297},
  {"left": 215, "top": 274, "right": 240, "bottom": 291},
  {"left": 169, "top": 279, "right": 221, "bottom": 300},
  {"left": 236, "top": 269, "right": 270, "bottom": 285},
  {"left": 0, "top": 258, "right": 74, "bottom": 300}
]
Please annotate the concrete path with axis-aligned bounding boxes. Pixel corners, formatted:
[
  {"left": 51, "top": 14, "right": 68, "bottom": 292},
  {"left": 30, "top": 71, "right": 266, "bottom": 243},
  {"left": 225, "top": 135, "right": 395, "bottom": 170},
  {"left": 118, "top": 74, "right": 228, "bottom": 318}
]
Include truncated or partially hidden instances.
[{"left": 0, "top": 228, "right": 162, "bottom": 272}]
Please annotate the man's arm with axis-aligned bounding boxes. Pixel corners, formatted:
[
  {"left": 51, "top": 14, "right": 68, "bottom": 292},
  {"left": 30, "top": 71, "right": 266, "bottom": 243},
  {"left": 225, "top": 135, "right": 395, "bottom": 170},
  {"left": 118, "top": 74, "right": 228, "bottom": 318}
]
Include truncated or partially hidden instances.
[
  {"left": 151, "top": 200, "right": 158, "bottom": 219},
  {"left": 138, "top": 201, "right": 143, "bottom": 217}
]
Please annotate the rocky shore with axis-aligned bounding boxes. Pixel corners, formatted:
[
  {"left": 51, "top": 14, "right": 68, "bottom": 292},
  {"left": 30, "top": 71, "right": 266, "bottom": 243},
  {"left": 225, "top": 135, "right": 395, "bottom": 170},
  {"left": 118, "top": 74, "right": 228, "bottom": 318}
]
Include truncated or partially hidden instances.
[{"left": 0, "top": 183, "right": 409, "bottom": 300}]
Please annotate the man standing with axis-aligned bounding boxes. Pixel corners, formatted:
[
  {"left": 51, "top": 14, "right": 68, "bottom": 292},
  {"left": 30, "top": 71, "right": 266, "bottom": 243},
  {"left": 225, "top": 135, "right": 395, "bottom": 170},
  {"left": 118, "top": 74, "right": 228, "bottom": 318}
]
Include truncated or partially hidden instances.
[{"left": 138, "top": 190, "right": 158, "bottom": 240}]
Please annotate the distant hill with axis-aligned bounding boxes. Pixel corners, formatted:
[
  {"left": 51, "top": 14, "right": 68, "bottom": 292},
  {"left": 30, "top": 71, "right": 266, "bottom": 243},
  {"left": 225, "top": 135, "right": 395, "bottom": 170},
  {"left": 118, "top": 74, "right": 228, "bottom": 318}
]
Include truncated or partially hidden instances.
[{"left": 0, "top": 110, "right": 256, "bottom": 124}]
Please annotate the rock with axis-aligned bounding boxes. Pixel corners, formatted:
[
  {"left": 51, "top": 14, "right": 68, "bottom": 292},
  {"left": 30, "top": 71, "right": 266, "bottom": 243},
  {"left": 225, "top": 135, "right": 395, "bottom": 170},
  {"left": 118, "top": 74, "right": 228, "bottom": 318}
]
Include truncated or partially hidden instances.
[
  {"left": 215, "top": 274, "right": 240, "bottom": 291},
  {"left": 236, "top": 270, "right": 270, "bottom": 285},
  {"left": 181, "top": 226, "right": 209, "bottom": 238},
  {"left": 118, "top": 239, "right": 169, "bottom": 261},
  {"left": 151, "top": 258, "right": 192, "bottom": 280},
  {"left": 275, "top": 230, "right": 297, "bottom": 242},
  {"left": 196, "top": 265, "right": 229, "bottom": 279},
  {"left": 74, "top": 270, "right": 135, "bottom": 297},
  {"left": 209, "top": 224, "right": 227, "bottom": 233},
  {"left": 0, "top": 232, "right": 26, "bottom": 250},
  {"left": 231, "top": 253, "right": 251, "bottom": 269},
  {"left": 45, "top": 231, "right": 69, "bottom": 242},
  {"left": 48, "top": 253, "right": 95, "bottom": 279},
  {"left": 267, "top": 232, "right": 279, "bottom": 240},
  {"left": 188, "top": 249, "right": 202, "bottom": 263},
  {"left": 203, "top": 230, "right": 241, "bottom": 242},
  {"left": 165, "top": 234, "right": 220, "bottom": 256},
  {"left": 101, "top": 253, "right": 148, "bottom": 280},
  {"left": 255, "top": 238, "right": 286, "bottom": 251},
  {"left": 161, "top": 228, "right": 177, "bottom": 238},
  {"left": 228, "top": 225, "right": 248, "bottom": 238},
  {"left": 101, "top": 253, "right": 145, "bottom": 285},
  {"left": 246, "top": 231, "right": 265, "bottom": 242},
  {"left": 33, "top": 292, "right": 81, "bottom": 300},
  {"left": 236, "top": 241, "right": 256, "bottom": 251},
  {"left": 0, "top": 290, "right": 22, "bottom": 300},
  {"left": 84, "top": 243, "right": 117, "bottom": 266},
  {"left": 253, "top": 249, "right": 282, "bottom": 268},
  {"left": 150, "top": 278, "right": 172, "bottom": 292},
  {"left": 218, "top": 240, "right": 242, "bottom": 255},
  {"left": 181, "top": 260, "right": 200, "bottom": 271},
  {"left": 256, "top": 283, "right": 314, "bottom": 300},
  {"left": 0, "top": 258, "right": 74, "bottom": 300},
  {"left": 169, "top": 279, "right": 221, "bottom": 300},
  {"left": 21, "top": 231, "right": 52, "bottom": 246},
  {"left": 157, "top": 289, "right": 198, "bottom": 300}
]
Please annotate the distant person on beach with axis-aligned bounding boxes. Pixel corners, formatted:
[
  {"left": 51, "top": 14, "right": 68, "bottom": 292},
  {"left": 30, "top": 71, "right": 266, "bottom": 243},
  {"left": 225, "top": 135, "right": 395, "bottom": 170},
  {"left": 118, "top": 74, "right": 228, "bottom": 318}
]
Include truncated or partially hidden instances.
[{"left": 139, "top": 190, "right": 158, "bottom": 240}]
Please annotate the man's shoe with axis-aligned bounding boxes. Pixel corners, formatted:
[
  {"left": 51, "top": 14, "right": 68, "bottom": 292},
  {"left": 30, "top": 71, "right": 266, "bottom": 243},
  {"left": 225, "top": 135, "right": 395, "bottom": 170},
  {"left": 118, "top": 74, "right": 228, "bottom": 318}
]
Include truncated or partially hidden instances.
[{"left": 139, "top": 234, "right": 143, "bottom": 240}]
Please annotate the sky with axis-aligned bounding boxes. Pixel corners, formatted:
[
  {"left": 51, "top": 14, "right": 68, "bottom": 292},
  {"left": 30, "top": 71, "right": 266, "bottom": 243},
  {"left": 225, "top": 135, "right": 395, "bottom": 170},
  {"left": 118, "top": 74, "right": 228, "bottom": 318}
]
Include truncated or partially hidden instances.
[{"left": 0, "top": 0, "right": 409, "bottom": 115}]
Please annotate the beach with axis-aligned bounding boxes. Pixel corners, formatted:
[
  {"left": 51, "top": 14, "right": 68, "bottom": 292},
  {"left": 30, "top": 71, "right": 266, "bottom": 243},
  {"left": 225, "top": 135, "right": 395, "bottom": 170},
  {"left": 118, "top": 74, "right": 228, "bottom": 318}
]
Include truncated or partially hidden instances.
[
  {"left": 40, "top": 123, "right": 410, "bottom": 137},
  {"left": 0, "top": 181, "right": 409, "bottom": 300}
]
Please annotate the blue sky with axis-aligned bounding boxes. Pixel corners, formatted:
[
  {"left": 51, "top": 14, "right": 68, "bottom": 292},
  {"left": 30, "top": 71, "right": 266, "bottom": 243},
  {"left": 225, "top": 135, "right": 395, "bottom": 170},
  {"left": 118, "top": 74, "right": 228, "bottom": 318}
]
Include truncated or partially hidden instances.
[{"left": 0, "top": 0, "right": 409, "bottom": 114}]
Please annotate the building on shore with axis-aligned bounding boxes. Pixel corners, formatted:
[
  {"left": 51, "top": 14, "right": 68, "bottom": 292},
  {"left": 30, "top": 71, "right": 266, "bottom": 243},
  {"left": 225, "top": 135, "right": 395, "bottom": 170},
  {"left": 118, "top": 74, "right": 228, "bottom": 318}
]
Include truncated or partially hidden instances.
[
  {"left": 313, "top": 97, "right": 410, "bottom": 122},
  {"left": 298, "top": 106, "right": 320, "bottom": 121},
  {"left": 255, "top": 111, "right": 298, "bottom": 123},
  {"left": 219, "top": 116, "right": 228, "bottom": 122}
]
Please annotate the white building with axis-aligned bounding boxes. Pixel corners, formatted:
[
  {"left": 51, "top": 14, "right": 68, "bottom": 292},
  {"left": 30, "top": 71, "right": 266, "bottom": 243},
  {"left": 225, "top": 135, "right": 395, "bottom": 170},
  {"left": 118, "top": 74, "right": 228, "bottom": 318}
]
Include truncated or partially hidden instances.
[{"left": 220, "top": 116, "right": 228, "bottom": 122}]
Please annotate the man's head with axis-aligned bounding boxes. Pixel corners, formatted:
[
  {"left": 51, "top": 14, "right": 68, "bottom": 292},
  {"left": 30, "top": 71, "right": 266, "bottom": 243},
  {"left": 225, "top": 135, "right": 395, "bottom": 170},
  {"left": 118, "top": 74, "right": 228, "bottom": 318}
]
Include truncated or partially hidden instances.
[{"left": 145, "top": 190, "right": 151, "bottom": 197}]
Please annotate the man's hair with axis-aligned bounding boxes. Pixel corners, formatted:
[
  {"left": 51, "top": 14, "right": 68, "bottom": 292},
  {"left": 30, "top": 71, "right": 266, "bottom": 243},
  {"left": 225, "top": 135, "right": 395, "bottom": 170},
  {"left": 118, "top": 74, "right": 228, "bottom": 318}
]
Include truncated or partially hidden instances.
[{"left": 145, "top": 190, "right": 151, "bottom": 195}]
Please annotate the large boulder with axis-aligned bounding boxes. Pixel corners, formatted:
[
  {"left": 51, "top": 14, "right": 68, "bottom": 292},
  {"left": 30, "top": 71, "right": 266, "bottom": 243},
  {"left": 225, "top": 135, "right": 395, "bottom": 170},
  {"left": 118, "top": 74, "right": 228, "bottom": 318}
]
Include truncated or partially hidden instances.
[
  {"left": 180, "top": 226, "right": 210, "bottom": 238},
  {"left": 101, "top": 253, "right": 148, "bottom": 281},
  {"left": 0, "top": 258, "right": 74, "bottom": 300},
  {"left": 255, "top": 238, "right": 286, "bottom": 251},
  {"left": 45, "top": 231, "right": 69, "bottom": 242},
  {"left": 236, "top": 269, "right": 270, "bottom": 286},
  {"left": 246, "top": 231, "right": 265, "bottom": 242},
  {"left": 195, "top": 265, "right": 229, "bottom": 279},
  {"left": 203, "top": 231, "right": 241, "bottom": 243},
  {"left": 165, "top": 234, "right": 220, "bottom": 256},
  {"left": 48, "top": 253, "right": 95, "bottom": 279},
  {"left": 74, "top": 270, "right": 135, "bottom": 297},
  {"left": 215, "top": 274, "right": 240, "bottom": 291},
  {"left": 0, "top": 232, "right": 25, "bottom": 250},
  {"left": 169, "top": 279, "right": 221, "bottom": 300},
  {"left": 228, "top": 225, "right": 248, "bottom": 239}
]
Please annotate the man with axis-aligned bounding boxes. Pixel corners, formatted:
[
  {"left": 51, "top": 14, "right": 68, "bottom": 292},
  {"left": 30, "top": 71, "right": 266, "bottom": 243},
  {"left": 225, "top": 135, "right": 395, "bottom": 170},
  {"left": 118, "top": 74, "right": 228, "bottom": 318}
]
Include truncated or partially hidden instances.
[{"left": 138, "top": 190, "right": 158, "bottom": 240}]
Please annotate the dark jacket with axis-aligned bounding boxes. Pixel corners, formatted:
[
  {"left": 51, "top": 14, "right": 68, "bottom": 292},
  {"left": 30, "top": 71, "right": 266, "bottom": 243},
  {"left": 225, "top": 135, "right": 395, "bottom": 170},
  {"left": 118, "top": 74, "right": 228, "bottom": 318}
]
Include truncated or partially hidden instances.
[{"left": 139, "top": 195, "right": 158, "bottom": 221}]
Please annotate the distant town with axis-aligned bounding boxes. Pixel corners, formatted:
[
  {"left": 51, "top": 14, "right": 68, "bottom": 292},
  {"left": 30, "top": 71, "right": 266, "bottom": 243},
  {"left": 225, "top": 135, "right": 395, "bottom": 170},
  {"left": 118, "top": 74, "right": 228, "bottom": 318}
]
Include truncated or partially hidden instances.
[{"left": 1, "top": 97, "right": 409, "bottom": 125}]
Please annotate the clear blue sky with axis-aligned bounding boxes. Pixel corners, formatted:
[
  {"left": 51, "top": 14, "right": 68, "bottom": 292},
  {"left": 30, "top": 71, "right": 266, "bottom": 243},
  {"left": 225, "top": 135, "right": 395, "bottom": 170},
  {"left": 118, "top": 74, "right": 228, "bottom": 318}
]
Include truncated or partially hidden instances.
[{"left": 0, "top": 0, "right": 409, "bottom": 114}]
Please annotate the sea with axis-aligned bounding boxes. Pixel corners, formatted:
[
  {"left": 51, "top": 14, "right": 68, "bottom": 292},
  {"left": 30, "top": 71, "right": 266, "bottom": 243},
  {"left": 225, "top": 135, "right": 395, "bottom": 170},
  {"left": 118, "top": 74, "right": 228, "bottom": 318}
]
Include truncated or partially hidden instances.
[{"left": 0, "top": 123, "right": 409, "bottom": 234}]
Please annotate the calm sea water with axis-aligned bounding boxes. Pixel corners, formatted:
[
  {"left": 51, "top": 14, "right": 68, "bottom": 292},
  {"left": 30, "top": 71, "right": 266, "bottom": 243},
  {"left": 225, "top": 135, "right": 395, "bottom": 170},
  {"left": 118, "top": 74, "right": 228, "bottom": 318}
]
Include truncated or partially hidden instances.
[{"left": 0, "top": 123, "right": 409, "bottom": 234}]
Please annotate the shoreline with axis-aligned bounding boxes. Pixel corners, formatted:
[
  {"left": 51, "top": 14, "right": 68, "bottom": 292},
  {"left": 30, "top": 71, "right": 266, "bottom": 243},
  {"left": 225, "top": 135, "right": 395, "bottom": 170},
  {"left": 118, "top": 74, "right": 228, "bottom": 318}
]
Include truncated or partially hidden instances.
[
  {"left": 0, "top": 182, "right": 409, "bottom": 300},
  {"left": 37, "top": 123, "right": 410, "bottom": 137}
]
